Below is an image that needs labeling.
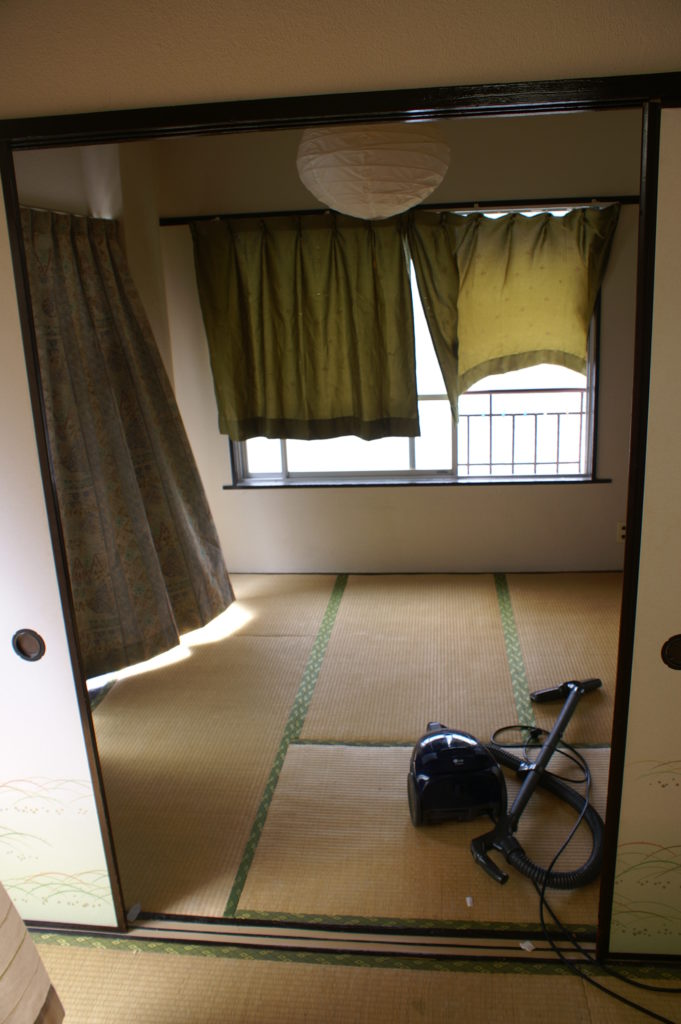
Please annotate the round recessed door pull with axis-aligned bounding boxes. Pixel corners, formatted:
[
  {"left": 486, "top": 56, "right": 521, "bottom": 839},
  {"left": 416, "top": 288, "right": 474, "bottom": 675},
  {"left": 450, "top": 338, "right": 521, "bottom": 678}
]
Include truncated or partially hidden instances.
[
  {"left": 661, "top": 634, "right": 681, "bottom": 670},
  {"left": 11, "top": 628, "right": 46, "bottom": 662}
]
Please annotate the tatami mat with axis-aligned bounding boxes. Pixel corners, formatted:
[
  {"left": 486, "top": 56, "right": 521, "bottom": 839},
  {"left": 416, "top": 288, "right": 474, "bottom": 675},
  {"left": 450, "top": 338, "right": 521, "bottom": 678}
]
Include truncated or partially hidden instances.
[
  {"left": 229, "top": 573, "right": 336, "bottom": 635},
  {"left": 93, "top": 634, "right": 316, "bottom": 917},
  {"left": 92, "top": 571, "right": 622, "bottom": 927},
  {"left": 236, "top": 744, "right": 609, "bottom": 929},
  {"left": 506, "top": 573, "right": 622, "bottom": 744},
  {"left": 301, "top": 574, "right": 519, "bottom": 743},
  {"left": 37, "top": 938, "right": 681, "bottom": 1024}
]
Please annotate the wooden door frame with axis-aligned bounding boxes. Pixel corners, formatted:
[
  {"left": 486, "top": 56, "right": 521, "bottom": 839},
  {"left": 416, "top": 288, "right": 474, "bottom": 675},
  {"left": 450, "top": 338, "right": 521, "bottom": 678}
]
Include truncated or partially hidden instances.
[{"left": 2, "top": 71, "right": 680, "bottom": 954}]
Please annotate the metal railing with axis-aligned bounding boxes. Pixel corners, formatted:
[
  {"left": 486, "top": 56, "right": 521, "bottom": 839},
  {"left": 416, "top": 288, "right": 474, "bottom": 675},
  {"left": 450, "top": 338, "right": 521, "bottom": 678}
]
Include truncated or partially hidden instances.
[
  {"left": 456, "top": 387, "right": 589, "bottom": 477},
  {"left": 236, "top": 386, "right": 591, "bottom": 482}
]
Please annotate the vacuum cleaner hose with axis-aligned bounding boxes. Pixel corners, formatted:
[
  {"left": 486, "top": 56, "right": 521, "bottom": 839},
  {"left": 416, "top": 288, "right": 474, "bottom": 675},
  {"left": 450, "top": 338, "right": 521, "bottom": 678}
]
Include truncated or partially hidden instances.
[{"left": 488, "top": 745, "right": 605, "bottom": 889}]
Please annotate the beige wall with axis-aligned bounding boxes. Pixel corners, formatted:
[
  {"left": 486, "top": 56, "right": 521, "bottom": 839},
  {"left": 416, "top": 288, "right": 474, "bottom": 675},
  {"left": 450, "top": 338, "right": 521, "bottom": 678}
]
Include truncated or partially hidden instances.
[
  {"left": 1, "top": 0, "right": 680, "bottom": 118},
  {"left": 151, "top": 110, "right": 642, "bottom": 217}
]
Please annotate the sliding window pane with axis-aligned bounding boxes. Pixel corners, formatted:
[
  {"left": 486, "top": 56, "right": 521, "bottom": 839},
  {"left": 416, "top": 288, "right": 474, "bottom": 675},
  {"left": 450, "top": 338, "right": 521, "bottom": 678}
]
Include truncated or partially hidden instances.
[
  {"left": 491, "top": 413, "right": 513, "bottom": 466},
  {"left": 558, "top": 413, "right": 583, "bottom": 467},
  {"left": 414, "top": 400, "right": 453, "bottom": 470},
  {"left": 412, "top": 265, "right": 447, "bottom": 395},
  {"left": 457, "top": 414, "right": 469, "bottom": 475},
  {"left": 245, "top": 437, "right": 283, "bottom": 474},
  {"left": 536, "top": 413, "right": 559, "bottom": 468},
  {"left": 466, "top": 415, "right": 492, "bottom": 475},
  {"left": 287, "top": 435, "right": 410, "bottom": 473},
  {"left": 512, "top": 415, "right": 537, "bottom": 474}
]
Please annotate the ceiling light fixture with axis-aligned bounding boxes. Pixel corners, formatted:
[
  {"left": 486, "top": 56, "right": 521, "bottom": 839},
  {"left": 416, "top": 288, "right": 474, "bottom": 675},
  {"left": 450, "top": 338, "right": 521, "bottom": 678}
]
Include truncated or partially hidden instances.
[{"left": 296, "top": 121, "right": 450, "bottom": 220}]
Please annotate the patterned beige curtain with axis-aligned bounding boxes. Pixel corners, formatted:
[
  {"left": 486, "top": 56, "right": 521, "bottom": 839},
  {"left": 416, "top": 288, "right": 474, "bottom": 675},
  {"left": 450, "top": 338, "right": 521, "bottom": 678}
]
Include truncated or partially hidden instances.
[{"left": 21, "top": 208, "right": 234, "bottom": 679}]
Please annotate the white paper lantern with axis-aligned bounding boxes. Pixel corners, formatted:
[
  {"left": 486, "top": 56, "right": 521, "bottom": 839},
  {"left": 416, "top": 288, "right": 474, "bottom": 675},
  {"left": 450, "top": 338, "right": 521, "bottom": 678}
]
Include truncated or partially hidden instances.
[{"left": 296, "top": 122, "right": 450, "bottom": 220}]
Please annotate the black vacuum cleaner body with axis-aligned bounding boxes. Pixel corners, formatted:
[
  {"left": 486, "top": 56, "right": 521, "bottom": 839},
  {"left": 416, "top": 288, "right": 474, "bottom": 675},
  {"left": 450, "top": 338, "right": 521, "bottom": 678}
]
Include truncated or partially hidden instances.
[
  {"left": 407, "top": 680, "right": 606, "bottom": 890},
  {"left": 407, "top": 721, "right": 506, "bottom": 826}
]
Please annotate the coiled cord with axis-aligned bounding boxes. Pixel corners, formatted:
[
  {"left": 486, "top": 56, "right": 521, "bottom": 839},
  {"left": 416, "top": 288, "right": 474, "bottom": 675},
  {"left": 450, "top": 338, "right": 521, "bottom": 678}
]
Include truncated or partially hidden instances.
[{"left": 485, "top": 741, "right": 604, "bottom": 889}]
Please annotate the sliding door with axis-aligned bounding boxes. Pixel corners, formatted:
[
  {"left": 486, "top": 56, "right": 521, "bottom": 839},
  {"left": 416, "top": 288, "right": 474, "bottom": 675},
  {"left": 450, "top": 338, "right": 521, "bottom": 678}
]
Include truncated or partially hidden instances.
[
  {"left": 608, "top": 107, "right": 681, "bottom": 956},
  {"left": 0, "top": 193, "right": 122, "bottom": 928}
]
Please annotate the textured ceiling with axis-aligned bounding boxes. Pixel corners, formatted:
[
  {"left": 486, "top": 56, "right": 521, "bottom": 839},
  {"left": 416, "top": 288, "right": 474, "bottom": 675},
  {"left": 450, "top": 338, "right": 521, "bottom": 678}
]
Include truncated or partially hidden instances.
[{"left": 0, "top": 0, "right": 680, "bottom": 118}]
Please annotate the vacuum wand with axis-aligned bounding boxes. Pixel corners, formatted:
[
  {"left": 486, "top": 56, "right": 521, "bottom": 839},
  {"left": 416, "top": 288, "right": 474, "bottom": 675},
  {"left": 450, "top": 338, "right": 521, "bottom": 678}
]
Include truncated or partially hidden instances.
[
  {"left": 471, "top": 677, "right": 602, "bottom": 885},
  {"left": 506, "top": 678, "right": 601, "bottom": 831}
]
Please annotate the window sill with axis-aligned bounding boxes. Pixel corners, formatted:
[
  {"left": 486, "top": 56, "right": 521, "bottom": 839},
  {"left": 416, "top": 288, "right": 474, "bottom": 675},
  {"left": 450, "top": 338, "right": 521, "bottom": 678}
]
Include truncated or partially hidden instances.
[{"left": 224, "top": 475, "right": 612, "bottom": 490}]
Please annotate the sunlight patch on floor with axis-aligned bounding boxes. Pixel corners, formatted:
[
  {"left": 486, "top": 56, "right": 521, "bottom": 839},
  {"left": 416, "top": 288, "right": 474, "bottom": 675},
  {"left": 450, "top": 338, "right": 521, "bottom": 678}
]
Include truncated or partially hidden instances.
[
  {"left": 86, "top": 644, "right": 189, "bottom": 691},
  {"left": 180, "top": 601, "right": 254, "bottom": 647},
  {"left": 86, "top": 601, "right": 253, "bottom": 691}
]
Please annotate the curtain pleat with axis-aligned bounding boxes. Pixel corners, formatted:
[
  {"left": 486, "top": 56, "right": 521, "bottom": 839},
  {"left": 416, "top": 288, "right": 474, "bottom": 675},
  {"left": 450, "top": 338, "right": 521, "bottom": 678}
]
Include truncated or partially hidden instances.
[
  {"left": 191, "top": 213, "right": 419, "bottom": 440},
  {"left": 408, "top": 205, "right": 620, "bottom": 403},
  {"left": 22, "top": 208, "right": 234, "bottom": 679}
]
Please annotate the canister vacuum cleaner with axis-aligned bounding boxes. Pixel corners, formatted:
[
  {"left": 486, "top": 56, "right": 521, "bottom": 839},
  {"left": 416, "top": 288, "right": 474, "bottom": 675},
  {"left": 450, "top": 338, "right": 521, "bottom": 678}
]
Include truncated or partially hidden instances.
[{"left": 407, "top": 678, "right": 605, "bottom": 889}]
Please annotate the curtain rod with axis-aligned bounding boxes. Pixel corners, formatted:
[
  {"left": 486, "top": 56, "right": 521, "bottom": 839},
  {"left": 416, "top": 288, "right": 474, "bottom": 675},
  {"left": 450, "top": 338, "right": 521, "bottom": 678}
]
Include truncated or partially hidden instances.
[{"left": 159, "top": 194, "right": 638, "bottom": 227}]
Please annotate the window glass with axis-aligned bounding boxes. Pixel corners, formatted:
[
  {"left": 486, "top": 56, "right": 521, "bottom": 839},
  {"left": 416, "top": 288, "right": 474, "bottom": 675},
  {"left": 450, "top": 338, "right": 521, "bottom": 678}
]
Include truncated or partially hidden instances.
[
  {"left": 244, "top": 436, "right": 282, "bottom": 474},
  {"left": 412, "top": 266, "right": 447, "bottom": 395},
  {"left": 286, "top": 435, "right": 410, "bottom": 474},
  {"left": 234, "top": 235, "right": 594, "bottom": 484},
  {"left": 414, "top": 400, "right": 453, "bottom": 470}
]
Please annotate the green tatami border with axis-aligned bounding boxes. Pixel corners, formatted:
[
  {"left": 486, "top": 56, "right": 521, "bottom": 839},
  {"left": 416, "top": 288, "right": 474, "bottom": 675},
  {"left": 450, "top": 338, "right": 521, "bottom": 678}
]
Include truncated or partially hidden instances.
[
  {"left": 223, "top": 572, "right": 606, "bottom": 932},
  {"left": 224, "top": 573, "right": 348, "bottom": 916},
  {"left": 494, "top": 572, "right": 536, "bottom": 728},
  {"left": 232, "top": 907, "right": 596, "bottom": 936},
  {"left": 224, "top": 572, "right": 582, "bottom": 923},
  {"left": 31, "top": 930, "right": 681, "bottom": 986},
  {"left": 26, "top": 929, "right": 594, "bottom": 975}
]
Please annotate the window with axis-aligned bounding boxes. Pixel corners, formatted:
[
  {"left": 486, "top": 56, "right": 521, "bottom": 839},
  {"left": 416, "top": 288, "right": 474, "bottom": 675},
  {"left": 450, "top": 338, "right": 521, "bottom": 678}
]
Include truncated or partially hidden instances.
[
  {"left": 232, "top": 292, "right": 595, "bottom": 486},
  {"left": 230, "top": 211, "right": 599, "bottom": 487}
]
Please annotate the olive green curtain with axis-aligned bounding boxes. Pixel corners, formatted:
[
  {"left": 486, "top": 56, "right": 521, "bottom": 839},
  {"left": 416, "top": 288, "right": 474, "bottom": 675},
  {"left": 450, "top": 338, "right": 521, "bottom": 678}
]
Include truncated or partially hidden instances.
[
  {"left": 22, "top": 208, "right": 234, "bottom": 679},
  {"left": 407, "top": 205, "right": 620, "bottom": 406},
  {"left": 191, "top": 213, "right": 418, "bottom": 441}
]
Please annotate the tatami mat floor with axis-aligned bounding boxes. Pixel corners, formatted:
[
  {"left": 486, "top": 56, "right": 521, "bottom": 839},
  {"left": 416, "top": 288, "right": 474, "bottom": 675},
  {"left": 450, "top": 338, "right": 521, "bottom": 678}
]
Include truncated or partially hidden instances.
[
  {"left": 36, "top": 571, "right": 681, "bottom": 1022},
  {"left": 89, "top": 572, "right": 622, "bottom": 934},
  {"left": 35, "top": 934, "right": 681, "bottom": 1024},
  {"left": 235, "top": 743, "right": 609, "bottom": 929}
]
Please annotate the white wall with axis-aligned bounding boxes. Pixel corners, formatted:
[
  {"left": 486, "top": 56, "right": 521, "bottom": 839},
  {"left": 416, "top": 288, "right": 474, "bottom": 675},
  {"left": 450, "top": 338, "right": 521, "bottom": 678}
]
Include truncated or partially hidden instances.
[{"left": 13, "top": 145, "right": 122, "bottom": 219}]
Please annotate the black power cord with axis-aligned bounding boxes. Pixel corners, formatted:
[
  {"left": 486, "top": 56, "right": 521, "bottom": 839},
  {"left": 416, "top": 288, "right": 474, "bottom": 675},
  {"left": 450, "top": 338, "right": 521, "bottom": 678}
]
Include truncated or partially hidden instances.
[{"left": 493, "top": 728, "right": 681, "bottom": 1022}]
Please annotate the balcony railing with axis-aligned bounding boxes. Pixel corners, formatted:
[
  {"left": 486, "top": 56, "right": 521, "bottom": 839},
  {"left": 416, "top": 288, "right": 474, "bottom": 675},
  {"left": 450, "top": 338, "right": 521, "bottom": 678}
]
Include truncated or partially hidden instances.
[
  {"left": 238, "top": 386, "right": 591, "bottom": 483},
  {"left": 456, "top": 387, "right": 589, "bottom": 478}
]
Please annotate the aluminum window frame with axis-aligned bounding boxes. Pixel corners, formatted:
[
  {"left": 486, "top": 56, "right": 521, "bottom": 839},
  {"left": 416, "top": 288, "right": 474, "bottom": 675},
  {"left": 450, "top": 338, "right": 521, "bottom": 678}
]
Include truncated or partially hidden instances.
[{"left": 231, "top": 281, "right": 599, "bottom": 488}]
